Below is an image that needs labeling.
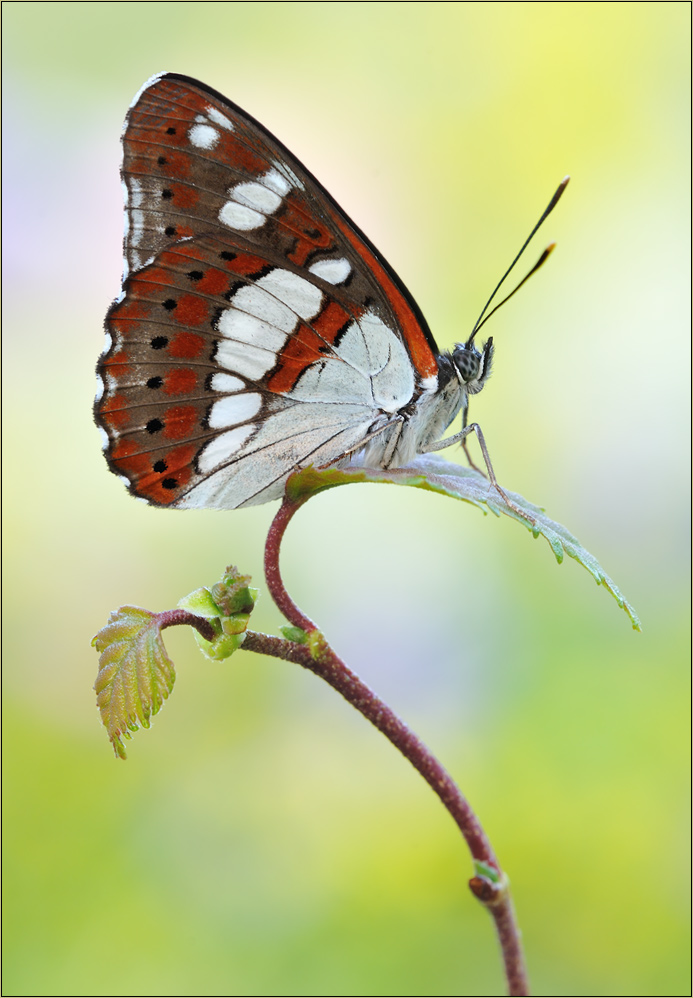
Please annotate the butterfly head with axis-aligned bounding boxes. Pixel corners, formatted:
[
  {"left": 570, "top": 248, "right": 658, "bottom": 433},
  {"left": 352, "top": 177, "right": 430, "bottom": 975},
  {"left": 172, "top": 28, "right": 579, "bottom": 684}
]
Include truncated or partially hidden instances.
[{"left": 452, "top": 337, "right": 494, "bottom": 396}]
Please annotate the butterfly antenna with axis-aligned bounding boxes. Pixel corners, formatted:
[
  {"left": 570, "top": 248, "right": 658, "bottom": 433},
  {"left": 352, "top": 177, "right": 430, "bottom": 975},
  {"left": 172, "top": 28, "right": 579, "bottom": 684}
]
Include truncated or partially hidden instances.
[
  {"left": 471, "top": 242, "right": 557, "bottom": 338},
  {"left": 467, "top": 176, "right": 570, "bottom": 345}
]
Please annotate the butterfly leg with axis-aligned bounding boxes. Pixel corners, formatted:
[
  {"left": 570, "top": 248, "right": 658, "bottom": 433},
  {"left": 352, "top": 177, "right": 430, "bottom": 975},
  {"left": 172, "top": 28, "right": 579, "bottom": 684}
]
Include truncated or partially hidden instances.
[
  {"left": 448, "top": 397, "right": 488, "bottom": 476},
  {"left": 461, "top": 438, "right": 486, "bottom": 476},
  {"left": 381, "top": 417, "right": 405, "bottom": 468},
  {"left": 458, "top": 404, "right": 488, "bottom": 477},
  {"left": 426, "top": 423, "right": 535, "bottom": 524}
]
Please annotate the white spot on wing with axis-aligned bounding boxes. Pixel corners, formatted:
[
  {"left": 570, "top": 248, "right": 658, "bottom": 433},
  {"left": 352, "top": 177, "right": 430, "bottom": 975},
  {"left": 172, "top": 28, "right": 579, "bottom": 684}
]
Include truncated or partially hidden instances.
[
  {"left": 208, "top": 393, "right": 262, "bottom": 429},
  {"left": 256, "top": 269, "right": 323, "bottom": 320},
  {"left": 95, "top": 375, "right": 105, "bottom": 402},
  {"left": 215, "top": 270, "right": 323, "bottom": 369},
  {"left": 129, "top": 178, "right": 144, "bottom": 208},
  {"left": 263, "top": 168, "right": 291, "bottom": 196},
  {"left": 218, "top": 168, "right": 294, "bottom": 233},
  {"left": 216, "top": 338, "right": 277, "bottom": 380},
  {"left": 98, "top": 426, "right": 110, "bottom": 451},
  {"left": 189, "top": 123, "right": 219, "bottom": 149},
  {"left": 231, "top": 181, "right": 282, "bottom": 214},
  {"left": 130, "top": 209, "right": 145, "bottom": 247},
  {"left": 272, "top": 161, "right": 303, "bottom": 191},
  {"left": 103, "top": 331, "right": 113, "bottom": 353},
  {"left": 198, "top": 425, "right": 255, "bottom": 473},
  {"left": 226, "top": 272, "right": 322, "bottom": 334},
  {"left": 420, "top": 374, "right": 438, "bottom": 391},
  {"left": 206, "top": 105, "right": 234, "bottom": 130},
  {"left": 308, "top": 257, "right": 352, "bottom": 285},
  {"left": 219, "top": 201, "right": 265, "bottom": 230},
  {"left": 210, "top": 372, "right": 245, "bottom": 393},
  {"left": 219, "top": 308, "right": 288, "bottom": 352}
]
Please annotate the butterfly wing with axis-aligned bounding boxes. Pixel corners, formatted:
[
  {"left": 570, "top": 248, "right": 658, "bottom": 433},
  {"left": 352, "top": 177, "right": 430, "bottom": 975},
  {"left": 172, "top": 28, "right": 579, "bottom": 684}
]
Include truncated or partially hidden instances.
[{"left": 96, "top": 73, "right": 441, "bottom": 508}]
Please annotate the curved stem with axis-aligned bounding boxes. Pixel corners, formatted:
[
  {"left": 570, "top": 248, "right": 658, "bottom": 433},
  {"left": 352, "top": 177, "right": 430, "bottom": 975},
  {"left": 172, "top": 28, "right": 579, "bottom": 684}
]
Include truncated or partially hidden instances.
[
  {"left": 158, "top": 607, "right": 216, "bottom": 641},
  {"left": 264, "top": 494, "right": 316, "bottom": 631},
  {"left": 244, "top": 629, "right": 495, "bottom": 862},
  {"left": 258, "top": 495, "right": 530, "bottom": 996}
]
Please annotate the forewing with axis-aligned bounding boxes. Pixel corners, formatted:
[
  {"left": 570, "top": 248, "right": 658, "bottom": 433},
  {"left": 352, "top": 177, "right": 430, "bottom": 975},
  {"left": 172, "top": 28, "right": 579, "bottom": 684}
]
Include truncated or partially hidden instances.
[{"left": 120, "top": 73, "right": 438, "bottom": 379}]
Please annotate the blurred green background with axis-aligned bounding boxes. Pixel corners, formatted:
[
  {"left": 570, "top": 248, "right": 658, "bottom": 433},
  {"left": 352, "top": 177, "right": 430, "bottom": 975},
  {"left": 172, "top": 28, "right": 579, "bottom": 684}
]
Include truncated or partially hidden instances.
[{"left": 3, "top": 3, "right": 689, "bottom": 995}]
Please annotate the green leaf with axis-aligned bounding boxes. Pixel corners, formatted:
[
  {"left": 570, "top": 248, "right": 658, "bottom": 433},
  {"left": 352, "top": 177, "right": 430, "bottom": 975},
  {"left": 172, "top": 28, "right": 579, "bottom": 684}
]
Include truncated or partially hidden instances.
[
  {"left": 279, "top": 625, "right": 309, "bottom": 644},
  {"left": 176, "top": 587, "right": 223, "bottom": 619},
  {"left": 286, "top": 456, "right": 641, "bottom": 630},
  {"left": 177, "top": 565, "right": 258, "bottom": 662},
  {"left": 92, "top": 607, "right": 176, "bottom": 759},
  {"left": 191, "top": 624, "right": 246, "bottom": 662}
]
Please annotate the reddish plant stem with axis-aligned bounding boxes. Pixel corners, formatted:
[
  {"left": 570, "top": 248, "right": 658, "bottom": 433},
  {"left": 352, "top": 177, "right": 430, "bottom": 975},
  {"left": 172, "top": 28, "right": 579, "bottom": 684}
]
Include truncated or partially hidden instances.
[
  {"left": 244, "top": 628, "right": 495, "bottom": 865},
  {"left": 260, "top": 494, "right": 530, "bottom": 996},
  {"left": 470, "top": 876, "right": 529, "bottom": 995},
  {"left": 158, "top": 608, "right": 216, "bottom": 642},
  {"left": 263, "top": 495, "right": 316, "bottom": 631}
]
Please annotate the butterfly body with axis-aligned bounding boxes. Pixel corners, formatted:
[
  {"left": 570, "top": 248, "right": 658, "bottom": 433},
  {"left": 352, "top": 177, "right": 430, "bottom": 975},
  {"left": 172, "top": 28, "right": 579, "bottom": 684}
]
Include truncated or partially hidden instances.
[{"left": 96, "top": 74, "right": 492, "bottom": 509}]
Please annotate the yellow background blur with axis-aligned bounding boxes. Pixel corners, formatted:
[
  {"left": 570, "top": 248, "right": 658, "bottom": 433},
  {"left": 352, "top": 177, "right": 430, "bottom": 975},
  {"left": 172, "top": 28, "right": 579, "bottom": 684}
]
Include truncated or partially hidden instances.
[{"left": 3, "top": 3, "right": 689, "bottom": 995}]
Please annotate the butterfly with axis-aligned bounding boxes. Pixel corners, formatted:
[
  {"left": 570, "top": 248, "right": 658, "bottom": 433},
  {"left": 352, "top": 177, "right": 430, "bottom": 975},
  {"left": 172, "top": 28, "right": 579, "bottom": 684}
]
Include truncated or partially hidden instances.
[{"left": 96, "top": 73, "right": 564, "bottom": 510}]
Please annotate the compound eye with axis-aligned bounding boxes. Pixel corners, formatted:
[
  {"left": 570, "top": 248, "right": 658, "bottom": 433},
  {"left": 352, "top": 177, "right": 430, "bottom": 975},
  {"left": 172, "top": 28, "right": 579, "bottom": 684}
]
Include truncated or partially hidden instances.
[{"left": 454, "top": 347, "right": 481, "bottom": 383}]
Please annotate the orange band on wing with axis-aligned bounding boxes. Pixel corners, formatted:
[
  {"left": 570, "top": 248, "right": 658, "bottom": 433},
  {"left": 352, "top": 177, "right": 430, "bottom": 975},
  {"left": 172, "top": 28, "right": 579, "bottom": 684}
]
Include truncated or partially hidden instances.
[
  {"left": 267, "top": 300, "right": 354, "bottom": 394},
  {"left": 331, "top": 213, "right": 438, "bottom": 380}
]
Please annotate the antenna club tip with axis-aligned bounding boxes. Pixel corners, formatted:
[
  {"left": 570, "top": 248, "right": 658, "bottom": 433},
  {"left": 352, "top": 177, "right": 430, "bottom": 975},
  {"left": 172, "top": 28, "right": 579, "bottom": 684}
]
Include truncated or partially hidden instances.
[
  {"left": 546, "top": 241, "right": 557, "bottom": 252},
  {"left": 560, "top": 175, "right": 571, "bottom": 186}
]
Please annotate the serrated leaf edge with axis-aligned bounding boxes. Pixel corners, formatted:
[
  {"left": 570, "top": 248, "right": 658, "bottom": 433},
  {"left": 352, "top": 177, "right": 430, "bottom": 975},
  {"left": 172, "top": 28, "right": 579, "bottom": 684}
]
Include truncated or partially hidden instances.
[
  {"left": 286, "top": 458, "right": 641, "bottom": 630},
  {"left": 93, "top": 606, "right": 176, "bottom": 758}
]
